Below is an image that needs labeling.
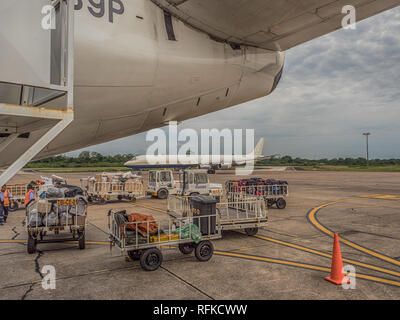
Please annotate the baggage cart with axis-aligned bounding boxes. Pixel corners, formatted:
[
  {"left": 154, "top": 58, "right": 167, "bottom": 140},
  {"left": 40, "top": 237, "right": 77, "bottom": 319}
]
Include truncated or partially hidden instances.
[
  {"left": 25, "top": 197, "right": 87, "bottom": 254},
  {"left": 81, "top": 179, "right": 145, "bottom": 204},
  {"left": 108, "top": 209, "right": 221, "bottom": 271},
  {"left": 6, "top": 184, "right": 28, "bottom": 211},
  {"left": 167, "top": 194, "right": 268, "bottom": 236},
  {"left": 225, "top": 181, "right": 289, "bottom": 209}
]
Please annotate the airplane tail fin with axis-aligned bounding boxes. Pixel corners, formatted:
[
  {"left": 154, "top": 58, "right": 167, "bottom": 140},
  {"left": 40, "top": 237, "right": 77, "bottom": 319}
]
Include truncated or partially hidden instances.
[{"left": 254, "top": 138, "right": 264, "bottom": 158}]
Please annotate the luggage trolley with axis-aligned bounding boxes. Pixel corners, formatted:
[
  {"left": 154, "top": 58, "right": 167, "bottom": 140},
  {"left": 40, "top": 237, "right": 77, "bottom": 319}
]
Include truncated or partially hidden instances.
[
  {"left": 81, "top": 179, "right": 145, "bottom": 204},
  {"left": 25, "top": 197, "right": 87, "bottom": 254},
  {"left": 7, "top": 184, "right": 28, "bottom": 211},
  {"left": 225, "top": 181, "right": 289, "bottom": 209},
  {"left": 108, "top": 209, "right": 221, "bottom": 271},
  {"left": 167, "top": 194, "right": 268, "bottom": 236}
]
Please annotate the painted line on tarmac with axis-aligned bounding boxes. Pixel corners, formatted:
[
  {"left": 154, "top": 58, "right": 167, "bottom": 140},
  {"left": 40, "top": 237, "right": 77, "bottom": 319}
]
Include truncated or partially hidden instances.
[
  {"left": 129, "top": 202, "right": 400, "bottom": 279},
  {"left": 253, "top": 233, "right": 400, "bottom": 278},
  {"left": 307, "top": 198, "right": 400, "bottom": 268},
  {"left": 215, "top": 250, "right": 400, "bottom": 288},
  {"left": 132, "top": 202, "right": 167, "bottom": 213}
]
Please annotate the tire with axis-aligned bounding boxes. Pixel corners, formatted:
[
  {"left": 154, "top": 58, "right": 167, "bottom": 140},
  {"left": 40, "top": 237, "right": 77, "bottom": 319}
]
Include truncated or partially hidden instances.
[
  {"left": 157, "top": 189, "right": 168, "bottom": 200},
  {"left": 98, "top": 197, "right": 107, "bottom": 205},
  {"left": 245, "top": 227, "right": 259, "bottom": 236},
  {"left": 8, "top": 201, "right": 19, "bottom": 212},
  {"left": 266, "top": 199, "right": 274, "bottom": 208},
  {"left": 128, "top": 250, "right": 141, "bottom": 261},
  {"left": 189, "top": 192, "right": 200, "bottom": 197},
  {"left": 276, "top": 198, "right": 287, "bottom": 209},
  {"left": 179, "top": 243, "right": 195, "bottom": 255},
  {"left": 207, "top": 169, "right": 215, "bottom": 174},
  {"left": 140, "top": 248, "right": 163, "bottom": 271},
  {"left": 27, "top": 235, "right": 37, "bottom": 254},
  {"left": 195, "top": 240, "right": 214, "bottom": 262},
  {"left": 117, "top": 195, "right": 123, "bottom": 201},
  {"left": 78, "top": 232, "right": 85, "bottom": 250}
]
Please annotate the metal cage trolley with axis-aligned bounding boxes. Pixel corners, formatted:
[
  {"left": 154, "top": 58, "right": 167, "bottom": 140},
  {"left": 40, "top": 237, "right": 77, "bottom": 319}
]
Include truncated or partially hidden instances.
[
  {"left": 81, "top": 179, "right": 145, "bottom": 204},
  {"left": 168, "top": 194, "right": 268, "bottom": 236},
  {"left": 108, "top": 209, "right": 221, "bottom": 271},
  {"left": 25, "top": 197, "right": 87, "bottom": 254},
  {"left": 225, "top": 181, "right": 289, "bottom": 209}
]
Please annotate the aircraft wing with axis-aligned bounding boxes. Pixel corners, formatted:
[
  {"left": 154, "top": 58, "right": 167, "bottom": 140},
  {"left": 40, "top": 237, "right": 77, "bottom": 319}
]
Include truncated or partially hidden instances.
[{"left": 152, "top": 0, "right": 400, "bottom": 51}]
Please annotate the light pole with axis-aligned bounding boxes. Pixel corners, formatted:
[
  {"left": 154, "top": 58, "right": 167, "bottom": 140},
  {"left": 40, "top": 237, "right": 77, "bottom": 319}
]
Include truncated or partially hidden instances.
[{"left": 363, "top": 133, "right": 371, "bottom": 165}]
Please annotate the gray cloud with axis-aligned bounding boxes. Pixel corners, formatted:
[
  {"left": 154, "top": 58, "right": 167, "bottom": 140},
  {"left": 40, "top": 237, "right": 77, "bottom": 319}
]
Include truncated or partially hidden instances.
[{"left": 70, "top": 7, "right": 400, "bottom": 159}]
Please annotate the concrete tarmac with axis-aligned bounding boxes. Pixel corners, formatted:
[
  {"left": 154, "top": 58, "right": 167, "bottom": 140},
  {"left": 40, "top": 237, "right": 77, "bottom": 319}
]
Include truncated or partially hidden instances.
[{"left": 0, "top": 170, "right": 399, "bottom": 300}]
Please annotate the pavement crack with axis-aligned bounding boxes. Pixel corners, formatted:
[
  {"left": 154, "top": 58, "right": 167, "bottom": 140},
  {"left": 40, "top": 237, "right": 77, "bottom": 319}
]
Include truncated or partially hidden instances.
[
  {"left": 11, "top": 227, "right": 20, "bottom": 240},
  {"left": 21, "top": 250, "right": 44, "bottom": 300},
  {"left": 161, "top": 266, "right": 214, "bottom": 300}
]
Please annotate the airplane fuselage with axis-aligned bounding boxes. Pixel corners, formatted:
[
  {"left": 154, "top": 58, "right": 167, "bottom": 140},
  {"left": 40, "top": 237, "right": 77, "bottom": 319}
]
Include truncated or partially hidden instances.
[{"left": 2, "top": 0, "right": 284, "bottom": 166}]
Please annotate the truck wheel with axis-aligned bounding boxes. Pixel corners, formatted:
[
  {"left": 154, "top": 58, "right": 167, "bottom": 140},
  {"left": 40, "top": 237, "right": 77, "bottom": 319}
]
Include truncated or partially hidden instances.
[
  {"left": 8, "top": 201, "right": 19, "bottom": 212},
  {"left": 78, "top": 231, "right": 85, "bottom": 250},
  {"left": 140, "top": 248, "right": 163, "bottom": 271},
  {"left": 276, "top": 198, "right": 287, "bottom": 209},
  {"left": 27, "top": 235, "right": 37, "bottom": 254},
  {"left": 195, "top": 240, "right": 214, "bottom": 262},
  {"left": 189, "top": 192, "right": 200, "bottom": 197},
  {"left": 128, "top": 250, "right": 141, "bottom": 261},
  {"left": 245, "top": 227, "right": 259, "bottom": 236},
  {"left": 157, "top": 189, "right": 168, "bottom": 199},
  {"left": 179, "top": 243, "right": 195, "bottom": 255}
]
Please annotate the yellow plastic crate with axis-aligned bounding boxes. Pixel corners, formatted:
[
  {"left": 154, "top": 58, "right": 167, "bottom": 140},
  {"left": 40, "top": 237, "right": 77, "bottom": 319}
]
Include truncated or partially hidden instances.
[{"left": 150, "top": 234, "right": 179, "bottom": 243}]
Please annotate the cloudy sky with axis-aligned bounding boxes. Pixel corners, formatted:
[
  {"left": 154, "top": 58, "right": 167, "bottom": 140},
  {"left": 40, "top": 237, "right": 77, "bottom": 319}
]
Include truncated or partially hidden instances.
[{"left": 71, "top": 7, "right": 400, "bottom": 159}]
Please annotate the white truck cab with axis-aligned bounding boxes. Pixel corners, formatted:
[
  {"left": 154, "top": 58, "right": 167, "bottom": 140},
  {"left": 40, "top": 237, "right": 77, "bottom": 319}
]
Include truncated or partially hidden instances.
[{"left": 148, "top": 169, "right": 223, "bottom": 199}]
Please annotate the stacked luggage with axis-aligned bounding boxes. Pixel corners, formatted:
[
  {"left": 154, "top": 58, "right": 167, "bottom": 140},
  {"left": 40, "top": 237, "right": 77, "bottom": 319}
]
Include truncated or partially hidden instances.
[
  {"left": 27, "top": 185, "right": 87, "bottom": 228},
  {"left": 225, "top": 178, "right": 289, "bottom": 209}
]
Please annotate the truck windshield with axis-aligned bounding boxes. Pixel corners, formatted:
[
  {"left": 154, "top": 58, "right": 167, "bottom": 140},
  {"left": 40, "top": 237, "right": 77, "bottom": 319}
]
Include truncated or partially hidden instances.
[
  {"left": 160, "top": 171, "right": 171, "bottom": 182},
  {"left": 149, "top": 172, "right": 156, "bottom": 182},
  {"left": 194, "top": 173, "right": 208, "bottom": 184}
]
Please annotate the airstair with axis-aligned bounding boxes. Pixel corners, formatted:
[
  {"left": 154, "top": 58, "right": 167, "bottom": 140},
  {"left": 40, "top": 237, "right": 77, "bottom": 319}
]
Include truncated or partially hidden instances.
[{"left": 0, "top": 0, "right": 74, "bottom": 186}]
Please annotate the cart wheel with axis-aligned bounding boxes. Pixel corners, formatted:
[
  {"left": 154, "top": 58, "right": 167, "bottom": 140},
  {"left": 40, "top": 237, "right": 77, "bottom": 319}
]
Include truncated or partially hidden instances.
[
  {"left": 78, "top": 231, "right": 85, "bottom": 250},
  {"left": 8, "top": 201, "right": 19, "bottom": 212},
  {"left": 195, "top": 240, "right": 214, "bottom": 262},
  {"left": 157, "top": 189, "right": 168, "bottom": 200},
  {"left": 27, "top": 235, "right": 37, "bottom": 254},
  {"left": 179, "top": 243, "right": 195, "bottom": 255},
  {"left": 276, "top": 198, "right": 287, "bottom": 209},
  {"left": 140, "top": 248, "right": 163, "bottom": 271},
  {"left": 189, "top": 192, "right": 200, "bottom": 197},
  {"left": 127, "top": 250, "right": 141, "bottom": 261},
  {"left": 245, "top": 227, "right": 259, "bottom": 236}
]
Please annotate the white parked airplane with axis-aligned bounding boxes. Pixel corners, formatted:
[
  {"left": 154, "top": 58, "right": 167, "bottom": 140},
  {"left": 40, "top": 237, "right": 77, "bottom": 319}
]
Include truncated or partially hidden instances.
[
  {"left": 1, "top": 0, "right": 400, "bottom": 170},
  {"left": 124, "top": 138, "right": 277, "bottom": 172}
]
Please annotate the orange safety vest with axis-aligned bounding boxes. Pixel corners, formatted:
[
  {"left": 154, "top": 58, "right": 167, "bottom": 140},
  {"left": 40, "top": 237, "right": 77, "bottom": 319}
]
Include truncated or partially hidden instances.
[
  {"left": 3, "top": 191, "right": 10, "bottom": 207},
  {"left": 24, "top": 190, "right": 35, "bottom": 205}
]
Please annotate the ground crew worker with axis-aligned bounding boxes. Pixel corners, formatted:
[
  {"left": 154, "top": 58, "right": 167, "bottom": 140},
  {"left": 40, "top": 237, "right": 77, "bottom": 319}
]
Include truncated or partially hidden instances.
[
  {"left": 0, "top": 185, "right": 12, "bottom": 224},
  {"left": 25, "top": 185, "right": 35, "bottom": 207}
]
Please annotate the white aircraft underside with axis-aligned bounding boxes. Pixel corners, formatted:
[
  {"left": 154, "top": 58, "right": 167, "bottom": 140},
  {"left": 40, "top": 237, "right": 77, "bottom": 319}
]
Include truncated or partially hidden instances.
[{"left": 1, "top": 0, "right": 399, "bottom": 167}]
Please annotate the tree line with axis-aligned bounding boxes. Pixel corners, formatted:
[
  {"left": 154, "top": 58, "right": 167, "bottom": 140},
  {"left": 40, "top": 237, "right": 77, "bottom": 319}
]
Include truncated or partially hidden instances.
[
  {"left": 25, "top": 151, "right": 400, "bottom": 168},
  {"left": 256, "top": 156, "right": 400, "bottom": 167},
  {"left": 25, "top": 151, "right": 134, "bottom": 168}
]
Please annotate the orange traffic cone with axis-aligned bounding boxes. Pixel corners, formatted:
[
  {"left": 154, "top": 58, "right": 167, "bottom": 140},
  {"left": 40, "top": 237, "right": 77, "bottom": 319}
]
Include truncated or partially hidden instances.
[{"left": 325, "top": 233, "right": 350, "bottom": 285}]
